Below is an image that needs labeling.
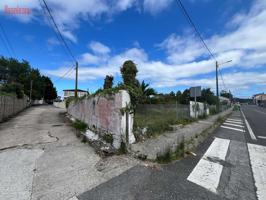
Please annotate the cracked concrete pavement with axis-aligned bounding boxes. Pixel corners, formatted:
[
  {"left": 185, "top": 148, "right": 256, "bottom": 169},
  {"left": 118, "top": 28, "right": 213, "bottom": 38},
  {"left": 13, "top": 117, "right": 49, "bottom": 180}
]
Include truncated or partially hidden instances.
[{"left": 0, "top": 105, "right": 139, "bottom": 200}]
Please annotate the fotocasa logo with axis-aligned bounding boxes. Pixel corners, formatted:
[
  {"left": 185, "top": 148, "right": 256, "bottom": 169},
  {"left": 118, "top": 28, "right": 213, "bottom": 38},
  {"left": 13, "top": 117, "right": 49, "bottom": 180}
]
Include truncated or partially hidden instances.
[{"left": 4, "top": 5, "right": 31, "bottom": 15}]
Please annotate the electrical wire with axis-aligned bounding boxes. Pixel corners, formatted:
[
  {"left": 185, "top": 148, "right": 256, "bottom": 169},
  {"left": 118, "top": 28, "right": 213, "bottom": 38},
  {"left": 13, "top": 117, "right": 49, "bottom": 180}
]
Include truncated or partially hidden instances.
[
  {"left": 38, "top": 0, "right": 72, "bottom": 61},
  {"left": 174, "top": 0, "right": 231, "bottom": 93},
  {"left": 54, "top": 65, "right": 76, "bottom": 82},
  {"left": 219, "top": 68, "right": 228, "bottom": 92},
  {"left": 0, "top": 22, "right": 17, "bottom": 58},
  {"left": 41, "top": 0, "right": 77, "bottom": 63},
  {"left": 175, "top": 0, "right": 216, "bottom": 61},
  {"left": 0, "top": 31, "right": 12, "bottom": 57}
]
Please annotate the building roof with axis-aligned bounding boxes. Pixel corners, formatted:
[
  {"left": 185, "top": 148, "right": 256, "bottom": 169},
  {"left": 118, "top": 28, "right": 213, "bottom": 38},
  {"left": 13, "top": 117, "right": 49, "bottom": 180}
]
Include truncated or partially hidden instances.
[{"left": 63, "top": 89, "right": 87, "bottom": 92}]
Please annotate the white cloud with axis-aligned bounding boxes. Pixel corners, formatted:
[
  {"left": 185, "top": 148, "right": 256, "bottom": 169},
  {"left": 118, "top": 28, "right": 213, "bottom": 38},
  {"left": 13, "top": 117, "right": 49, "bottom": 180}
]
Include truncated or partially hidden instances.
[
  {"left": 45, "top": 0, "right": 266, "bottom": 96},
  {"left": 0, "top": 0, "right": 173, "bottom": 42},
  {"left": 143, "top": 0, "right": 172, "bottom": 14},
  {"left": 79, "top": 53, "right": 101, "bottom": 65},
  {"left": 89, "top": 41, "right": 111, "bottom": 55}
]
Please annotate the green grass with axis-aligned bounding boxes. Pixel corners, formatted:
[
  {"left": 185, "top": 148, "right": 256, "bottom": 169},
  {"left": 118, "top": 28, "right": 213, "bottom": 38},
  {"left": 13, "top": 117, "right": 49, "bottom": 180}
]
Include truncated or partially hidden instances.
[
  {"left": 72, "top": 120, "right": 87, "bottom": 132},
  {"left": 102, "top": 134, "right": 113, "bottom": 144},
  {"left": 0, "top": 91, "right": 16, "bottom": 96},
  {"left": 134, "top": 108, "right": 196, "bottom": 140},
  {"left": 156, "top": 142, "right": 185, "bottom": 164},
  {"left": 118, "top": 141, "right": 127, "bottom": 154}
]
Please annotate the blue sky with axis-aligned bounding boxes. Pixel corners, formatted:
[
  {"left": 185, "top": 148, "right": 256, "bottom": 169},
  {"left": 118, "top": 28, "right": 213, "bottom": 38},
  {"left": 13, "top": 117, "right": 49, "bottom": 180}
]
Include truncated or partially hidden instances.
[{"left": 0, "top": 0, "right": 265, "bottom": 98}]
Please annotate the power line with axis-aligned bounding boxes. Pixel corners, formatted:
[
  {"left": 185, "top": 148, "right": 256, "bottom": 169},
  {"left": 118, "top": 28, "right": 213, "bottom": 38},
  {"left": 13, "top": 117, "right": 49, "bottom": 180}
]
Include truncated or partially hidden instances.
[
  {"left": 0, "top": 22, "right": 17, "bottom": 58},
  {"left": 174, "top": 0, "right": 216, "bottom": 61},
  {"left": 0, "top": 31, "right": 12, "bottom": 57},
  {"left": 174, "top": 0, "right": 230, "bottom": 92},
  {"left": 54, "top": 65, "right": 76, "bottom": 82},
  {"left": 219, "top": 68, "right": 228, "bottom": 91},
  {"left": 41, "top": 0, "right": 77, "bottom": 63},
  {"left": 38, "top": 0, "right": 73, "bottom": 61}
]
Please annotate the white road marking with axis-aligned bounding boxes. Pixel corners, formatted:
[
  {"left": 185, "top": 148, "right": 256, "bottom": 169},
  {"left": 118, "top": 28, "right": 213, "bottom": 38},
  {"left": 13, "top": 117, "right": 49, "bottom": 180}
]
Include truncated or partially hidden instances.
[
  {"left": 221, "top": 125, "right": 245, "bottom": 132},
  {"left": 227, "top": 118, "right": 243, "bottom": 122},
  {"left": 225, "top": 120, "right": 244, "bottom": 125},
  {"left": 241, "top": 110, "right": 257, "bottom": 140},
  {"left": 68, "top": 197, "right": 79, "bottom": 200},
  {"left": 248, "top": 143, "right": 266, "bottom": 200},
  {"left": 223, "top": 122, "right": 245, "bottom": 128},
  {"left": 258, "top": 136, "right": 266, "bottom": 140},
  {"left": 187, "top": 138, "right": 230, "bottom": 193}
]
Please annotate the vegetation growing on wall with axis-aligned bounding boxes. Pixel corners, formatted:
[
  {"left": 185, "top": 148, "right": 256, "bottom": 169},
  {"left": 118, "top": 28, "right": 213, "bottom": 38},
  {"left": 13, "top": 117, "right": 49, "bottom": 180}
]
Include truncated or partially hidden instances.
[{"left": 103, "top": 75, "right": 114, "bottom": 89}]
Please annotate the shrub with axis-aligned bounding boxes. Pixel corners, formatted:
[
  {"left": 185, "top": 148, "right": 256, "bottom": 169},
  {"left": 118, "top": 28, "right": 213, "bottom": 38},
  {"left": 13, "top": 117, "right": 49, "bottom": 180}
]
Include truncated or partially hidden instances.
[
  {"left": 210, "top": 107, "right": 218, "bottom": 115},
  {"left": 65, "top": 96, "right": 76, "bottom": 108},
  {"left": 118, "top": 141, "right": 127, "bottom": 154},
  {"left": 156, "top": 148, "right": 171, "bottom": 164},
  {"left": 103, "top": 75, "right": 114, "bottom": 89},
  {"left": 120, "top": 60, "right": 138, "bottom": 86},
  {"left": 72, "top": 120, "right": 87, "bottom": 132},
  {"left": 102, "top": 134, "right": 113, "bottom": 144}
]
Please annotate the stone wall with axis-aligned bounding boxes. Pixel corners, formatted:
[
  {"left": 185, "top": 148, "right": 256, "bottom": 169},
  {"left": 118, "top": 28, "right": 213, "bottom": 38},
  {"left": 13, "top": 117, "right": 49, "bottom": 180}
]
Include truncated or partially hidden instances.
[
  {"left": 67, "top": 90, "right": 135, "bottom": 149},
  {"left": 0, "top": 95, "right": 28, "bottom": 122}
]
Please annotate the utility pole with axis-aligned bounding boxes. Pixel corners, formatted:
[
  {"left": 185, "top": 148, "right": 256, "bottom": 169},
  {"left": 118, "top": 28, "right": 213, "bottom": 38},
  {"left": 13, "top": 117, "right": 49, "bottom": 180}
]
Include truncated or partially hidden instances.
[
  {"left": 216, "top": 61, "right": 219, "bottom": 112},
  {"left": 30, "top": 80, "right": 33, "bottom": 104},
  {"left": 215, "top": 60, "right": 232, "bottom": 112},
  {"left": 75, "top": 61, "right": 78, "bottom": 98}
]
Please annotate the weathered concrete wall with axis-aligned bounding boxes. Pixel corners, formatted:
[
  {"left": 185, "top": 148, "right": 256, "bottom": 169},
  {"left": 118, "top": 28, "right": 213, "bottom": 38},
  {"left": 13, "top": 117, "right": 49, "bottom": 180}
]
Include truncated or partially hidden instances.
[
  {"left": 190, "top": 101, "right": 209, "bottom": 118},
  {"left": 0, "top": 95, "right": 28, "bottom": 122},
  {"left": 67, "top": 90, "right": 135, "bottom": 149}
]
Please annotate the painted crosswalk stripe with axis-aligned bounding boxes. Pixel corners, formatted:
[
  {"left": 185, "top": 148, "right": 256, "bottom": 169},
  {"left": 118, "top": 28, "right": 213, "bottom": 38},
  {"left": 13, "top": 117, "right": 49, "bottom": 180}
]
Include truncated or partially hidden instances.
[
  {"left": 187, "top": 138, "right": 230, "bottom": 193},
  {"left": 248, "top": 143, "right": 266, "bottom": 200},
  {"left": 241, "top": 110, "right": 257, "bottom": 140},
  {"left": 225, "top": 120, "right": 244, "bottom": 125},
  {"left": 227, "top": 118, "right": 243, "bottom": 122},
  {"left": 221, "top": 125, "right": 245, "bottom": 132},
  {"left": 223, "top": 122, "right": 245, "bottom": 128},
  {"left": 258, "top": 136, "right": 266, "bottom": 140}
]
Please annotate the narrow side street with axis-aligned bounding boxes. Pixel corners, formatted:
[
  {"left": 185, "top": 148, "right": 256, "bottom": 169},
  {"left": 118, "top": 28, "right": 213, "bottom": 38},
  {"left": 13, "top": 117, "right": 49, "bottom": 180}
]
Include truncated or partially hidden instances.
[{"left": 0, "top": 105, "right": 138, "bottom": 200}]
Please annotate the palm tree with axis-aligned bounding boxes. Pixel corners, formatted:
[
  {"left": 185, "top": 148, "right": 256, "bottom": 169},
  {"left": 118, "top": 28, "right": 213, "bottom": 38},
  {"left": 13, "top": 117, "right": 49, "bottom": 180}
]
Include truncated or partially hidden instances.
[{"left": 140, "top": 80, "right": 156, "bottom": 97}]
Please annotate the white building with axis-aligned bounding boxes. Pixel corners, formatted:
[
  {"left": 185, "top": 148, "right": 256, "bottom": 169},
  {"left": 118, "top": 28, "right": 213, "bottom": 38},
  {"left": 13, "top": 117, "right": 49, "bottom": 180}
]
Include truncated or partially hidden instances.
[{"left": 63, "top": 89, "right": 88, "bottom": 99}]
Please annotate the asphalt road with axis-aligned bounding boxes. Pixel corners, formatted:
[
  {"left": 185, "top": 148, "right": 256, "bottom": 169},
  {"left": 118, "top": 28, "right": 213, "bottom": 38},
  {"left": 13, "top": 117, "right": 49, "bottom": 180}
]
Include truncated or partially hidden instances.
[
  {"left": 78, "top": 109, "right": 265, "bottom": 200},
  {"left": 241, "top": 104, "right": 266, "bottom": 145}
]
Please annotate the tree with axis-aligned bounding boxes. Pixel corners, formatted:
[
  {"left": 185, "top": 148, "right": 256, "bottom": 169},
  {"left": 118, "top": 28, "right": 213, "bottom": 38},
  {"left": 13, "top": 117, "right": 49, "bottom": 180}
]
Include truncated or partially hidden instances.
[
  {"left": 43, "top": 77, "right": 57, "bottom": 101},
  {"left": 0, "top": 56, "right": 57, "bottom": 100},
  {"left": 176, "top": 90, "right": 182, "bottom": 102},
  {"left": 120, "top": 60, "right": 138, "bottom": 86},
  {"left": 179, "top": 89, "right": 190, "bottom": 104},
  {"left": 103, "top": 75, "right": 114, "bottom": 89},
  {"left": 220, "top": 90, "right": 233, "bottom": 99},
  {"left": 169, "top": 91, "right": 175, "bottom": 97},
  {"left": 140, "top": 80, "right": 156, "bottom": 97},
  {"left": 200, "top": 88, "right": 217, "bottom": 105}
]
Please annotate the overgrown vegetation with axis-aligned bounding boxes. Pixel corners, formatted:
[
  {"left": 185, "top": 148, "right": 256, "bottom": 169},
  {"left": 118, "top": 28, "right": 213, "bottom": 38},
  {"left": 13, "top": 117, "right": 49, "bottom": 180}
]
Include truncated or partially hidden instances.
[
  {"left": 102, "top": 134, "right": 113, "bottom": 144},
  {"left": 72, "top": 120, "right": 87, "bottom": 132},
  {"left": 103, "top": 75, "right": 114, "bottom": 89},
  {"left": 0, "top": 56, "right": 57, "bottom": 100},
  {"left": 134, "top": 106, "right": 196, "bottom": 140},
  {"left": 118, "top": 141, "right": 127, "bottom": 154},
  {"left": 156, "top": 142, "right": 185, "bottom": 164},
  {"left": 65, "top": 96, "right": 76, "bottom": 108}
]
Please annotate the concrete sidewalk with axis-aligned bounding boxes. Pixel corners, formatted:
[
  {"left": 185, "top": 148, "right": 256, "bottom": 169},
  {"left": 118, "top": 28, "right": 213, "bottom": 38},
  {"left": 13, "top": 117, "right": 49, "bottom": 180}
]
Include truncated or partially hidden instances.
[
  {"left": 130, "top": 108, "right": 232, "bottom": 160},
  {"left": 0, "top": 105, "right": 139, "bottom": 200}
]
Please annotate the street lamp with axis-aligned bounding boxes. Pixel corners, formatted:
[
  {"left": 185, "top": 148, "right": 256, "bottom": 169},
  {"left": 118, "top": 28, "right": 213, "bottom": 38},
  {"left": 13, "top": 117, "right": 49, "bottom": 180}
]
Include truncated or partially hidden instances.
[{"left": 216, "top": 60, "right": 232, "bottom": 112}]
